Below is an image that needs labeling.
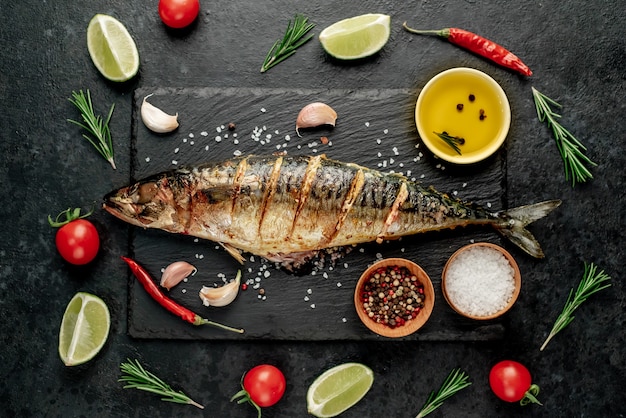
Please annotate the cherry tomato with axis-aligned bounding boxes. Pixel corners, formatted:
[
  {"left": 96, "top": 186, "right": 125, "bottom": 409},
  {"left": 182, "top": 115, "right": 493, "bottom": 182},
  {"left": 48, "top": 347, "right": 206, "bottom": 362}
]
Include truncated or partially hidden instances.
[
  {"left": 243, "top": 365, "right": 286, "bottom": 407},
  {"left": 158, "top": 0, "right": 200, "bottom": 29},
  {"left": 49, "top": 208, "right": 100, "bottom": 265},
  {"left": 489, "top": 360, "right": 542, "bottom": 406},
  {"left": 55, "top": 219, "right": 100, "bottom": 265},
  {"left": 231, "top": 364, "right": 286, "bottom": 415}
]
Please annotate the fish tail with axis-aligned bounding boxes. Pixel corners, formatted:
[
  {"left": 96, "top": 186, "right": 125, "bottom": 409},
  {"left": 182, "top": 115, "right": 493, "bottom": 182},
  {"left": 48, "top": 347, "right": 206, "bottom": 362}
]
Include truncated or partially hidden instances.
[{"left": 494, "top": 200, "right": 562, "bottom": 258}]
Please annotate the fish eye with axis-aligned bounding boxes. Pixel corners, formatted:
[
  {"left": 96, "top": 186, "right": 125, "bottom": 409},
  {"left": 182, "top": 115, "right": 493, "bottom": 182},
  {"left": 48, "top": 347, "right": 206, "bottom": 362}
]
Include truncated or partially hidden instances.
[{"left": 136, "top": 182, "right": 158, "bottom": 204}]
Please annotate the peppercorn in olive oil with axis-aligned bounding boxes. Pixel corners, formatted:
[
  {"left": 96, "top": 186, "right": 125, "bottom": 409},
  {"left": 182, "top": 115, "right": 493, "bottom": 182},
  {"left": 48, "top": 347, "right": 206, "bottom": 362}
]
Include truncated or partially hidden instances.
[{"left": 416, "top": 70, "right": 509, "bottom": 158}]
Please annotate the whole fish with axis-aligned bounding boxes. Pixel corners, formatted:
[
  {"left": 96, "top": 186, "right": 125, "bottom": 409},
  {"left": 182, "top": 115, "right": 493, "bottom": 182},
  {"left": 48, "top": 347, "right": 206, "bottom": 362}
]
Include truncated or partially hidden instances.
[{"left": 103, "top": 155, "right": 561, "bottom": 270}]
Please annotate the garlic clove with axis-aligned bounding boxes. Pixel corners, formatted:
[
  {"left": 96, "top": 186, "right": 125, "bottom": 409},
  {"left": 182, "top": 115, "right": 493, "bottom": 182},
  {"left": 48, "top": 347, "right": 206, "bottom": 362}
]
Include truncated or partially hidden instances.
[
  {"left": 199, "top": 271, "right": 241, "bottom": 307},
  {"left": 141, "top": 94, "right": 179, "bottom": 133},
  {"left": 295, "top": 102, "right": 338, "bottom": 137},
  {"left": 160, "top": 261, "right": 197, "bottom": 290}
]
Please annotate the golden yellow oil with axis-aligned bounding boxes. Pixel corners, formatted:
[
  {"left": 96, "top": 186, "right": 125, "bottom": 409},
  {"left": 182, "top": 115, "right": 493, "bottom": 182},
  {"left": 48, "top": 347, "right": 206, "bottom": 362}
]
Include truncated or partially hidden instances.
[{"left": 416, "top": 69, "right": 509, "bottom": 162}]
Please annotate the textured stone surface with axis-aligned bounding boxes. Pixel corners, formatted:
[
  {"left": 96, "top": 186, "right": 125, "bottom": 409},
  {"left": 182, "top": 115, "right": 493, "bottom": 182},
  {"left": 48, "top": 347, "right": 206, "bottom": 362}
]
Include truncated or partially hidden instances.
[{"left": 1, "top": 1, "right": 624, "bottom": 417}]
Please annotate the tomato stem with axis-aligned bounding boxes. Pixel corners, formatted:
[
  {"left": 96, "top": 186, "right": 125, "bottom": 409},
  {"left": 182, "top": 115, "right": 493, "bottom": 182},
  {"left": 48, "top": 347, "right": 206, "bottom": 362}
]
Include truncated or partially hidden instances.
[
  {"left": 48, "top": 207, "right": 94, "bottom": 227},
  {"left": 520, "top": 384, "right": 542, "bottom": 406},
  {"left": 231, "top": 378, "right": 262, "bottom": 418}
]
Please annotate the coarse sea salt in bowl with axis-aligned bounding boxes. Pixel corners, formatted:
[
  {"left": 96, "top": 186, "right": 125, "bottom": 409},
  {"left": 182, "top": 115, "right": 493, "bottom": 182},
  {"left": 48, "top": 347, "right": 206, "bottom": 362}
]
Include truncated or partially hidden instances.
[
  {"left": 354, "top": 258, "right": 435, "bottom": 338},
  {"left": 441, "top": 243, "right": 521, "bottom": 320}
]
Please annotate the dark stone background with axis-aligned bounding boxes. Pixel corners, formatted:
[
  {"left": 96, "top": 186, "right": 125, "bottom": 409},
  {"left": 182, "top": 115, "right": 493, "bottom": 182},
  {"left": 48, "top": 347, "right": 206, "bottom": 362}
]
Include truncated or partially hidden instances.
[{"left": 1, "top": 1, "right": 624, "bottom": 417}]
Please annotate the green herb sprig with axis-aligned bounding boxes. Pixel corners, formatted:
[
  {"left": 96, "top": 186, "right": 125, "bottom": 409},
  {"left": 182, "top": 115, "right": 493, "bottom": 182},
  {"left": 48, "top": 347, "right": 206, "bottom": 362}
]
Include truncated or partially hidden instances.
[
  {"left": 540, "top": 262, "right": 611, "bottom": 351},
  {"left": 531, "top": 87, "right": 596, "bottom": 186},
  {"left": 68, "top": 89, "right": 116, "bottom": 169},
  {"left": 434, "top": 131, "right": 465, "bottom": 155},
  {"left": 261, "top": 14, "right": 315, "bottom": 73},
  {"left": 119, "top": 359, "right": 204, "bottom": 409},
  {"left": 416, "top": 368, "right": 471, "bottom": 418}
]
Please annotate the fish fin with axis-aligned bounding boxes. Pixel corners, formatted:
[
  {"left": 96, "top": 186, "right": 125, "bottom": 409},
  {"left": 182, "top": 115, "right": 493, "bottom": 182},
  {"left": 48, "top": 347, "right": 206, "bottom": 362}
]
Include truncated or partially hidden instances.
[
  {"left": 220, "top": 243, "right": 246, "bottom": 264},
  {"left": 495, "top": 200, "right": 561, "bottom": 258}
]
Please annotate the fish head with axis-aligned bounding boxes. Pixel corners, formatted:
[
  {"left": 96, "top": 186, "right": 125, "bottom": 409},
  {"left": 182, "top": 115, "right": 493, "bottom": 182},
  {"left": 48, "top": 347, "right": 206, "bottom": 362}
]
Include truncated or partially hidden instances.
[{"left": 103, "top": 176, "right": 185, "bottom": 232}]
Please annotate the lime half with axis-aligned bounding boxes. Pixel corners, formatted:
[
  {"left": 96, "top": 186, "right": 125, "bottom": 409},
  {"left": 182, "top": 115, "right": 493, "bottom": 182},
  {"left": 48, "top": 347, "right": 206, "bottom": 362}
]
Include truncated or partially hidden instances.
[
  {"left": 307, "top": 363, "right": 374, "bottom": 417},
  {"left": 87, "top": 14, "right": 139, "bottom": 82},
  {"left": 319, "top": 14, "right": 391, "bottom": 60},
  {"left": 58, "top": 292, "right": 111, "bottom": 366}
]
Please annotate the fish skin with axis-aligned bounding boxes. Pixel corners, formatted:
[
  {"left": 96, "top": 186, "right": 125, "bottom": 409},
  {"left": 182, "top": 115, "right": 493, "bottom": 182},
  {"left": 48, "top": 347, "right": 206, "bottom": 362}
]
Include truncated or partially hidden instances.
[{"left": 103, "top": 155, "right": 561, "bottom": 269}]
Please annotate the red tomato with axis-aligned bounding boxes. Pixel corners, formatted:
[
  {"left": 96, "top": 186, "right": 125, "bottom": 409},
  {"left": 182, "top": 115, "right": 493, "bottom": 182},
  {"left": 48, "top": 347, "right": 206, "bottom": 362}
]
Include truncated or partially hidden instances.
[
  {"left": 242, "top": 365, "right": 286, "bottom": 408},
  {"left": 158, "top": 0, "right": 200, "bottom": 29},
  {"left": 55, "top": 219, "right": 100, "bottom": 265},
  {"left": 489, "top": 360, "right": 541, "bottom": 405}
]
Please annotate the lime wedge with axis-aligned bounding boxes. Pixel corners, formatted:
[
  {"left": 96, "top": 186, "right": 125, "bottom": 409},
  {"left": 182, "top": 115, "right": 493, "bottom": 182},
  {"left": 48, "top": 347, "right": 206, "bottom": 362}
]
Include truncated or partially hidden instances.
[
  {"left": 87, "top": 14, "right": 139, "bottom": 82},
  {"left": 58, "top": 292, "right": 111, "bottom": 366},
  {"left": 319, "top": 14, "right": 391, "bottom": 60},
  {"left": 307, "top": 363, "right": 374, "bottom": 417}
]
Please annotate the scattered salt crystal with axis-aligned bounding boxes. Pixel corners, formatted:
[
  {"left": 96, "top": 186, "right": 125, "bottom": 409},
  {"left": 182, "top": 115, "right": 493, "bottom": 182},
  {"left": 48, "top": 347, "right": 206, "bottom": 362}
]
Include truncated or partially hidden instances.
[
  {"left": 261, "top": 108, "right": 266, "bottom": 113},
  {"left": 344, "top": 263, "right": 349, "bottom": 269},
  {"left": 182, "top": 289, "right": 187, "bottom": 293},
  {"left": 145, "top": 157, "right": 150, "bottom": 162},
  {"left": 323, "top": 272, "right": 328, "bottom": 279},
  {"left": 487, "top": 202, "right": 492, "bottom": 208},
  {"left": 304, "top": 296, "right": 310, "bottom": 302},
  {"left": 190, "top": 141, "right": 194, "bottom": 145},
  {"left": 445, "top": 246, "right": 516, "bottom": 317},
  {"left": 215, "top": 136, "right": 222, "bottom": 142},
  {"left": 216, "top": 126, "right": 222, "bottom": 133},
  {"left": 172, "top": 160, "right": 178, "bottom": 165},
  {"left": 336, "top": 282, "right": 342, "bottom": 287},
  {"left": 174, "top": 147, "right": 180, "bottom": 153},
  {"left": 205, "top": 145, "right": 209, "bottom": 151},
  {"left": 233, "top": 150, "right": 242, "bottom": 156},
  {"left": 201, "top": 131, "right": 208, "bottom": 136},
  {"left": 233, "top": 133, "right": 238, "bottom": 138},
  {"left": 392, "top": 147, "right": 399, "bottom": 155},
  {"left": 342, "top": 317, "right": 347, "bottom": 323},
  {"left": 307, "top": 288, "right": 313, "bottom": 294},
  {"left": 182, "top": 138, "right": 188, "bottom": 143},
  {"left": 462, "top": 183, "right": 467, "bottom": 188},
  {"left": 377, "top": 139, "right": 382, "bottom": 145},
  {"left": 284, "top": 135, "right": 291, "bottom": 141},
  {"left": 365, "top": 122, "right": 370, "bottom": 127},
  {"left": 189, "top": 133, "right": 194, "bottom": 138},
  {"left": 383, "top": 129, "right": 388, "bottom": 134},
  {"left": 234, "top": 139, "right": 239, "bottom": 145},
  {"left": 310, "top": 304, "right": 316, "bottom": 309}
]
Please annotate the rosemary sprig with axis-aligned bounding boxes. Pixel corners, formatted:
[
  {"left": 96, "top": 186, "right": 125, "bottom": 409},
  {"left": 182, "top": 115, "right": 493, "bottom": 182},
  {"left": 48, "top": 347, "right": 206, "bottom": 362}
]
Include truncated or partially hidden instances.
[
  {"left": 416, "top": 368, "right": 472, "bottom": 418},
  {"left": 119, "top": 359, "right": 204, "bottom": 409},
  {"left": 434, "top": 131, "right": 465, "bottom": 155},
  {"left": 261, "top": 14, "right": 315, "bottom": 73},
  {"left": 67, "top": 89, "right": 116, "bottom": 169},
  {"left": 540, "top": 262, "right": 611, "bottom": 351},
  {"left": 531, "top": 87, "right": 596, "bottom": 186}
]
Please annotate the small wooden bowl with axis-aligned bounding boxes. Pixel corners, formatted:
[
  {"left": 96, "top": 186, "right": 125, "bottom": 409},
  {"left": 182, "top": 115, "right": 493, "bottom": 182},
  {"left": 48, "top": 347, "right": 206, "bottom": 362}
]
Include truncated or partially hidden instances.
[
  {"left": 441, "top": 243, "right": 521, "bottom": 320},
  {"left": 354, "top": 258, "right": 435, "bottom": 338}
]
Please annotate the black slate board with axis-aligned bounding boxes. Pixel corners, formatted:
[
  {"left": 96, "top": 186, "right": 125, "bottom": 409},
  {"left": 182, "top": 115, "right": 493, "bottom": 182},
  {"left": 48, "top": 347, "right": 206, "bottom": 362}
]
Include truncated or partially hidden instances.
[{"left": 126, "top": 87, "right": 507, "bottom": 340}]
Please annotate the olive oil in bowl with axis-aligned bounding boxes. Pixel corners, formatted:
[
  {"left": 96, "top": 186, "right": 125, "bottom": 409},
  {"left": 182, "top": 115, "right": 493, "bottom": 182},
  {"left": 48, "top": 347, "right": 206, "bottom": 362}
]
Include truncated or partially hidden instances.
[{"left": 415, "top": 67, "right": 511, "bottom": 164}]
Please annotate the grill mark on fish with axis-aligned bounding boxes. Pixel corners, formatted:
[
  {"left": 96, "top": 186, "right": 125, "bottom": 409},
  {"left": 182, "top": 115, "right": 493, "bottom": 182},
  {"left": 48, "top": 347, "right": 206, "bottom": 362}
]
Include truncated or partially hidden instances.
[
  {"left": 290, "top": 155, "right": 322, "bottom": 238},
  {"left": 258, "top": 156, "right": 283, "bottom": 238},
  {"left": 230, "top": 157, "right": 248, "bottom": 214},
  {"left": 377, "top": 181, "right": 409, "bottom": 243},
  {"left": 326, "top": 168, "right": 365, "bottom": 245}
]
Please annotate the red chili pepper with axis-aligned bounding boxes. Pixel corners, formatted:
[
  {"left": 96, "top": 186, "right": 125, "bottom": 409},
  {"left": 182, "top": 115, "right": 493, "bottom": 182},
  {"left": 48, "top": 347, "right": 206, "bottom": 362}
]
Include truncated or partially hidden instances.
[
  {"left": 121, "top": 256, "right": 244, "bottom": 334},
  {"left": 403, "top": 22, "right": 532, "bottom": 76}
]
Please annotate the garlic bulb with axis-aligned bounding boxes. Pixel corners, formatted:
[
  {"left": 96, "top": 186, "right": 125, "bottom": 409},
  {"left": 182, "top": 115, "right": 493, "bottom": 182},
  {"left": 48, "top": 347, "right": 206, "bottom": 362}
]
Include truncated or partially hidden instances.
[
  {"left": 141, "top": 94, "right": 179, "bottom": 133},
  {"left": 160, "top": 261, "right": 196, "bottom": 290},
  {"left": 199, "top": 271, "right": 241, "bottom": 307},
  {"left": 295, "top": 102, "right": 337, "bottom": 137}
]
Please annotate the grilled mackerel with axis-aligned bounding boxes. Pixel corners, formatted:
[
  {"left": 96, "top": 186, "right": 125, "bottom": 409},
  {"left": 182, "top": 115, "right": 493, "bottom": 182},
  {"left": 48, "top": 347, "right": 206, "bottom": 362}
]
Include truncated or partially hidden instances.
[{"left": 103, "top": 155, "right": 561, "bottom": 269}]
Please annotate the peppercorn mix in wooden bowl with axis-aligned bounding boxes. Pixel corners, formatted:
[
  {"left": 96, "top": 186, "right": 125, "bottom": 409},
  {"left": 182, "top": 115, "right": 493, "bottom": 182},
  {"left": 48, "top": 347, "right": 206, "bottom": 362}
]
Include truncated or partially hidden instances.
[{"left": 354, "top": 258, "right": 435, "bottom": 338}]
